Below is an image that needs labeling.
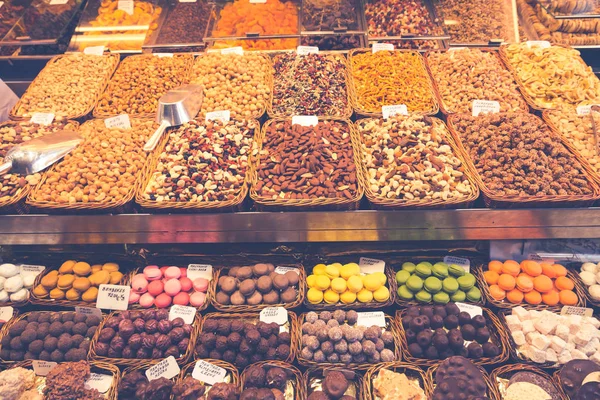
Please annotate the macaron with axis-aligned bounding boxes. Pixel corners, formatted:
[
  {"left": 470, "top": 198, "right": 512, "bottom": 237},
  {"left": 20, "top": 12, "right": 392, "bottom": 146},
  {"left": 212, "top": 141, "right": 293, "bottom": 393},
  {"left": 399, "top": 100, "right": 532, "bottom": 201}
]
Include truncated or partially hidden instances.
[
  {"left": 396, "top": 270, "right": 411, "bottom": 285},
  {"left": 144, "top": 266, "right": 162, "bottom": 281},
  {"left": 340, "top": 263, "right": 360, "bottom": 280},
  {"left": 457, "top": 273, "right": 476, "bottom": 291},
  {"left": 484, "top": 270, "right": 500, "bottom": 285},
  {"left": 340, "top": 290, "right": 357, "bottom": 304},
  {"left": 555, "top": 276, "right": 574, "bottom": 291},
  {"left": 347, "top": 275, "right": 363, "bottom": 293},
  {"left": 489, "top": 285, "right": 506, "bottom": 301},
  {"left": 131, "top": 274, "right": 149, "bottom": 293},
  {"left": 424, "top": 276, "right": 442, "bottom": 293},
  {"left": 402, "top": 262, "right": 416, "bottom": 273},
  {"left": 553, "top": 264, "right": 568, "bottom": 277},
  {"left": 164, "top": 266, "right": 181, "bottom": 280},
  {"left": 433, "top": 292, "right": 450, "bottom": 304},
  {"left": 442, "top": 277, "right": 459, "bottom": 293},
  {"left": 415, "top": 290, "right": 432, "bottom": 303},
  {"left": 406, "top": 275, "right": 424, "bottom": 292},
  {"left": 533, "top": 275, "right": 553, "bottom": 293},
  {"left": 502, "top": 260, "right": 521, "bottom": 277},
  {"left": 315, "top": 275, "right": 330, "bottom": 291},
  {"left": 542, "top": 289, "right": 560, "bottom": 306},
  {"left": 373, "top": 286, "right": 390, "bottom": 302},
  {"left": 139, "top": 292, "right": 155, "bottom": 308},
  {"left": 164, "top": 279, "right": 182, "bottom": 296},
  {"left": 397, "top": 285, "right": 414, "bottom": 300},
  {"left": 193, "top": 278, "right": 209, "bottom": 293},
  {"left": 325, "top": 265, "right": 340, "bottom": 279},
  {"left": 521, "top": 260, "right": 542, "bottom": 277},
  {"left": 331, "top": 277, "right": 347, "bottom": 294},
  {"left": 524, "top": 290, "right": 542, "bottom": 305},
  {"left": 559, "top": 290, "right": 578, "bottom": 305},
  {"left": 307, "top": 288, "right": 324, "bottom": 304},
  {"left": 415, "top": 263, "right": 432, "bottom": 279},
  {"left": 488, "top": 260, "right": 503, "bottom": 274},
  {"left": 363, "top": 274, "right": 382, "bottom": 291},
  {"left": 179, "top": 277, "right": 193, "bottom": 292},
  {"left": 432, "top": 263, "right": 449, "bottom": 279},
  {"left": 466, "top": 286, "right": 481, "bottom": 302},
  {"left": 179, "top": 267, "right": 187, "bottom": 278},
  {"left": 190, "top": 291, "right": 206, "bottom": 307},
  {"left": 173, "top": 291, "right": 190, "bottom": 305},
  {"left": 148, "top": 280, "right": 164, "bottom": 296},
  {"left": 498, "top": 274, "right": 516, "bottom": 291},
  {"left": 324, "top": 289, "right": 340, "bottom": 304},
  {"left": 516, "top": 275, "right": 533, "bottom": 293},
  {"left": 448, "top": 264, "right": 465, "bottom": 277},
  {"left": 313, "top": 264, "right": 327, "bottom": 275},
  {"left": 155, "top": 293, "right": 172, "bottom": 308},
  {"left": 450, "top": 290, "right": 466, "bottom": 302},
  {"left": 507, "top": 289, "right": 524, "bottom": 304},
  {"left": 357, "top": 288, "right": 373, "bottom": 303},
  {"left": 128, "top": 291, "right": 140, "bottom": 304}
]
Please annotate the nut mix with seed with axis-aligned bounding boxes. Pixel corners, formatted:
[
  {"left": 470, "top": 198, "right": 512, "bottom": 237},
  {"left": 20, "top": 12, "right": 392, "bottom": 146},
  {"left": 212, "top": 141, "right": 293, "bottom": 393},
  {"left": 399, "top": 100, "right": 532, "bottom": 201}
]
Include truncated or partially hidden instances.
[
  {"left": 271, "top": 53, "right": 350, "bottom": 117},
  {"left": 365, "top": 0, "right": 444, "bottom": 37},
  {"left": 427, "top": 49, "right": 526, "bottom": 114},
  {"left": 452, "top": 113, "right": 594, "bottom": 197},
  {"left": 143, "top": 119, "right": 255, "bottom": 203},
  {"left": 96, "top": 54, "right": 192, "bottom": 116},
  {"left": 358, "top": 115, "right": 473, "bottom": 202},
  {"left": 30, "top": 119, "right": 153, "bottom": 205},
  {"left": 254, "top": 120, "right": 358, "bottom": 201},
  {"left": 14, "top": 54, "right": 117, "bottom": 118},
  {"left": 435, "top": 0, "right": 511, "bottom": 43}
]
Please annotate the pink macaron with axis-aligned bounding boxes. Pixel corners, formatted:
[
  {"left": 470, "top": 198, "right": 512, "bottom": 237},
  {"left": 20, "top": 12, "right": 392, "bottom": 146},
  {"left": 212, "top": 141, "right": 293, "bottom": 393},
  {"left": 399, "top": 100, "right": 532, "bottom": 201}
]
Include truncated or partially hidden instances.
[
  {"left": 179, "top": 267, "right": 187, "bottom": 278},
  {"left": 148, "top": 280, "right": 164, "bottom": 297},
  {"left": 155, "top": 293, "right": 172, "bottom": 308},
  {"left": 131, "top": 274, "right": 148, "bottom": 294},
  {"left": 173, "top": 291, "right": 190, "bottom": 306},
  {"left": 190, "top": 291, "right": 206, "bottom": 307},
  {"left": 143, "top": 265, "right": 162, "bottom": 281},
  {"left": 128, "top": 291, "right": 140, "bottom": 304},
  {"left": 165, "top": 266, "right": 181, "bottom": 280},
  {"left": 179, "top": 277, "right": 193, "bottom": 292},
  {"left": 164, "top": 279, "right": 182, "bottom": 296},
  {"left": 193, "top": 278, "right": 209, "bottom": 293},
  {"left": 139, "top": 293, "right": 155, "bottom": 308}
]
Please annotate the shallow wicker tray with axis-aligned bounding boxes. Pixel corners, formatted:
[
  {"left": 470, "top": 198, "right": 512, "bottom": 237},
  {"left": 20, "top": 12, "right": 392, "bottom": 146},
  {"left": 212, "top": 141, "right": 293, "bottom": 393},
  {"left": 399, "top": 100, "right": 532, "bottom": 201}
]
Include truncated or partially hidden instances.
[
  {"left": 240, "top": 360, "right": 304, "bottom": 399},
  {"left": 423, "top": 48, "right": 529, "bottom": 116},
  {"left": 304, "top": 366, "right": 365, "bottom": 400},
  {"left": 446, "top": 112, "right": 600, "bottom": 208},
  {"left": 120, "top": 360, "right": 179, "bottom": 398},
  {"left": 426, "top": 361, "right": 497, "bottom": 399},
  {"left": 249, "top": 118, "right": 364, "bottom": 211},
  {"left": 135, "top": 119, "right": 259, "bottom": 213},
  {"left": 491, "top": 363, "right": 568, "bottom": 400},
  {"left": 363, "top": 362, "right": 431, "bottom": 400},
  {"left": 211, "top": 264, "right": 305, "bottom": 312},
  {"left": 296, "top": 312, "right": 401, "bottom": 370},
  {"left": 355, "top": 116, "right": 480, "bottom": 210},
  {"left": 10, "top": 53, "right": 120, "bottom": 121},
  {"left": 395, "top": 307, "right": 509, "bottom": 367},
  {"left": 347, "top": 48, "right": 439, "bottom": 118}
]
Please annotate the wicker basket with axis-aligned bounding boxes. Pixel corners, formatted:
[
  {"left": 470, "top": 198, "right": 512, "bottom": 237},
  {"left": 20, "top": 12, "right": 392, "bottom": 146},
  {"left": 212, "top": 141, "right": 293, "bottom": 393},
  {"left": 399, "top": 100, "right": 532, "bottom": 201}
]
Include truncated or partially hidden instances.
[
  {"left": 423, "top": 48, "right": 529, "bottom": 116},
  {"left": 446, "top": 112, "right": 600, "bottom": 208},
  {"left": 211, "top": 264, "right": 305, "bottom": 312},
  {"left": 395, "top": 307, "right": 509, "bottom": 367},
  {"left": 304, "top": 366, "right": 364, "bottom": 400},
  {"left": 363, "top": 362, "right": 431, "bottom": 400},
  {"left": 249, "top": 118, "right": 365, "bottom": 211},
  {"left": 267, "top": 52, "right": 353, "bottom": 119},
  {"left": 120, "top": 360, "right": 179, "bottom": 399},
  {"left": 93, "top": 54, "right": 194, "bottom": 119},
  {"left": 355, "top": 116, "right": 480, "bottom": 210},
  {"left": 196, "top": 312, "right": 298, "bottom": 365},
  {"left": 89, "top": 310, "right": 199, "bottom": 366},
  {"left": 474, "top": 264, "right": 588, "bottom": 311},
  {"left": 240, "top": 361, "right": 304, "bottom": 399},
  {"left": 10, "top": 53, "right": 120, "bottom": 121},
  {"left": 296, "top": 312, "right": 401, "bottom": 370},
  {"left": 347, "top": 48, "right": 439, "bottom": 118},
  {"left": 135, "top": 119, "right": 259, "bottom": 213},
  {"left": 426, "top": 361, "right": 497, "bottom": 400},
  {"left": 491, "top": 363, "right": 568, "bottom": 400}
]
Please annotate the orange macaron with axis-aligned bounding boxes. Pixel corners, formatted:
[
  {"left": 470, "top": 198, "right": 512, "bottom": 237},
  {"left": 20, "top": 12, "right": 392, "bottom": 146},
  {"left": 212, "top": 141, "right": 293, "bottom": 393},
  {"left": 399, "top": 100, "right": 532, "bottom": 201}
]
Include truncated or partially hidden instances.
[
  {"left": 533, "top": 275, "right": 553, "bottom": 293},
  {"left": 507, "top": 289, "right": 524, "bottom": 304},
  {"left": 484, "top": 270, "right": 500, "bottom": 285},
  {"left": 553, "top": 264, "right": 568, "bottom": 277},
  {"left": 555, "top": 276, "right": 574, "bottom": 291},
  {"left": 559, "top": 290, "right": 578, "bottom": 305},
  {"left": 541, "top": 289, "right": 560, "bottom": 306},
  {"left": 516, "top": 275, "right": 534, "bottom": 293},
  {"left": 488, "top": 260, "right": 504, "bottom": 274},
  {"left": 524, "top": 290, "right": 542, "bottom": 305},
  {"left": 521, "top": 260, "right": 542, "bottom": 277},
  {"left": 541, "top": 262, "right": 557, "bottom": 278},
  {"left": 489, "top": 285, "right": 506, "bottom": 301},
  {"left": 502, "top": 260, "right": 521, "bottom": 277},
  {"left": 498, "top": 274, "right": 516, "bottom": 291}
]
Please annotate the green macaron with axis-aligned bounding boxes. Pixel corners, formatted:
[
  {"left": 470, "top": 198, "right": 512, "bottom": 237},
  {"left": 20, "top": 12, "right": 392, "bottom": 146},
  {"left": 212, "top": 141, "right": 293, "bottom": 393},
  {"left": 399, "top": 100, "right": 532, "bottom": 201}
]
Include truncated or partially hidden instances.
[
  {"left": 457, "top": 273, "right": 476, "bottom": 291},
  {"left": 466, "top": 286, "right": 482, "bottom": 302},
  {"left": 433, "top": 292, "right": 450, "bottom": 304},
  {"left": 397, "top": 285, "right": 414, "bottom": 300},
  {"left": 415, "top": 263, "right": 432, "bottom": 279},
  {"left": 406, "top": 275, "right": 424, "bottom": 292},
  {"left": 448, "top": 264, "right": 466, "bottom": 277},
  {"left": 396, "top": 270, "right": 411, "bottom": 285},
  {"left": 432, "top": 263, "right": 449, "bottom": 279},
  {"left": 402, "top": 262, "right": 416, "bottom": 273},
  {"left": 442, "top": 277, "right": 459, "bottom": 294},
  {"left": 415, "top": 290, "right": 432, "bottom": 303},
  {"left": 450, "top": 290, "right": 466, "bottom": 302},
  {"left": 424, "top": 276, "right": 442, "bottom": 294}
]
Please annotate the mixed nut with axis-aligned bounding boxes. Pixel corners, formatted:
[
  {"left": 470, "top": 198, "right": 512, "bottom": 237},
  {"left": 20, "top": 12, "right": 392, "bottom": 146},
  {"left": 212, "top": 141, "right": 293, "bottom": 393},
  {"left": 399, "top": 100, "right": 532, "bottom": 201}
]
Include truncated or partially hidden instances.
[
  {"left": 365, "top": 0, "right": 444, "bottom": 37},
  {"left": 435, "top": 0, "right": 511, "bottom": 43}
]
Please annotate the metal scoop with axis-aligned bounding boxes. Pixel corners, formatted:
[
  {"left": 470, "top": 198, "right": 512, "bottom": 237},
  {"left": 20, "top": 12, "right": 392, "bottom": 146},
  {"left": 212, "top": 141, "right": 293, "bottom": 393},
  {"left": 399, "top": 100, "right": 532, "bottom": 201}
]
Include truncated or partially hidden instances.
[
  {"left": 143, "top": 83, "right": 204, "bottom": 151},
  {"left": 0, "top": 130, "right": 82, "bottom": 175}
]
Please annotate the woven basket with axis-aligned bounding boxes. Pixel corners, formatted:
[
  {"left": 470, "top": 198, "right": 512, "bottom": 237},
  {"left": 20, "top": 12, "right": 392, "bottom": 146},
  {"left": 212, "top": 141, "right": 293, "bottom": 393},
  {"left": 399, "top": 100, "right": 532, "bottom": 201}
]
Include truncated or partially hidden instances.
[
  {"left": 446, "top": 112, "right": 600, "bottom": 208},
  {"left": 10, "top": 53, "right": 120, "bottom": 121},
  {"left": 355, "top": 116, "right": 480, "bottom": 210},
  {"left": 423, "top": 48, "right": 529, "bottom": 116},
  {"left": 304, "top": 366, "right": 364, "bottom": 400},
  {"left": 178, "top": 359, "right": 240, "bottom": 393},
  {"left": 249, "top": 118, "right": 365, "bottom": 211},
  {"left": 395, "top": 307, "right": 509, "bottom": 367},
  {"left": 296, "top": 312, "right": 401, "bottom": 370},
  {"left": 196, "top": 312, "right": 298, "bottom": 365},
  {"left": 93, "top": 53, "right": 194, "bottom": 119},
  {"left": 426, "top": 361, "right": 497, "bottom": 399},
  {"left": 267, "top": 52, "right": 353, "bottom": 119},
  {"left": 89, "top": 310, "right": 199, "bottom": 366},
  {"left": 120, "top": 360, "right": 179, "bottom": 399},
  {"left": 135, "top": 119, "right": 259, "bottom": 213},
  {"left": 491, "top": 363, "right": 568, "bottom": 400},
  {"left": 240, "top": 361, "right": 305, "bottom": 399},
  {"left": 211, "top": 264, "right": 305, "bottom": 312},
  {"left": 363, "top": 362, "right": 431, "bottom": 400},
  {"left": 347, "top": 48, "right": 439, "bottom": 118},
  {"left": 474, "top": 264, "right": 588, "bottom": 311}
]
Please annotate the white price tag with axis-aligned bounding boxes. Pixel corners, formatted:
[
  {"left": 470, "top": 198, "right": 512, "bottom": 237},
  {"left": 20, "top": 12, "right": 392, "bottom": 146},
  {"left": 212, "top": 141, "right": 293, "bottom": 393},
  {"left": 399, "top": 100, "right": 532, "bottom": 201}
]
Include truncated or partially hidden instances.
[
  {"left": 85, "top": 373, "right": 113, "bottom": 393},
  {"left": 275, "top": 266, "right": 300, "bottom": 275},
  {"left": 20, "top": 264, "right": 45, "bottom": 274},
  {"left": 187, "top": 264, "right": 213, "bottom": 281},
  {"left": 33, "top": 360, "right": 57, "bottom": 376},
  {"left": 0, "top": 2, "right": 4, "bottom": 9},
  {"left": 83, "top": 46, "right": 105, "bottom": 56},
  {"left": 472, "top": 100, "right": 500, "bottom": 117},
  {"left": 443, "top": 256, "right": 470, "bottom": 272},
  {"left": 561, "top": 306, "right": 594, "bottom": 317},
  {"left": 205, "top": 110, "right": 230, "bottom": 123},
  {"left": 0, "top": 306, "right": 13, "bottom": 323},
  {"left": 146, "top": 356, "right": 180, "bottom": 381},
  {"left": 75, "top": 306, "right": 103, "bottom": 318},
  {"left": 456, "top": 302, "right": 483, "bottom": 318},
  {"left": 178, "top": 0, "right": 197, "bottom": 2},
  {"left": 221, "top": 47, "right": 244, "bottom": 55},
  {"left": 359, "top": 257, "right": 386, "bottom": 274},
  {"left": 249, "top": 0, "right": 267, "bottom": 3},
  {"left": 104, "top": 114, "right": 131, "bottom": 130},
  {"left": 49, "top": 0, "right": 69, "bottom": 4},
  {"left": 356, "top": 311, "right": 386, "bottom": 328},
  {"left": 576, "top": 104, "right": 600, "bottom": 115},
  {"left": 30, "top": 113, "right": 55, "bottom": 126},
  {"left": 154, "top": 53, "right": 174, "bottom": 58},
  {"left": 169, "top": 305, "right": 196, "bottom": 324},
  {"left": 297, "top": 46, "right": 319, "bottom": 55},
  {"left": 96, "top": 284, "right": 130, "bottom": 310},
  {"left": 447, "top": 47, "right": 467, "bottom": 51},
  {"left": 192, "top": 360, "right": 227, "bottom": 385},
  {"left": 118, "top": 0, "right": 134, "bottom": 15},
  {"left": 260, "top": 307, "right": 288, "bottom": 325},
  {"left": 372, "top": 43, "right": 394, "bottom": 53},
  {"left": 292, "top": 115, "right": 318, "bottom": 126},
  {"left": 382, "top": 105, "right": 408, "bottom": 119},
  {"left": 526, "top": 40, "right": 551, "bottom": 49}
]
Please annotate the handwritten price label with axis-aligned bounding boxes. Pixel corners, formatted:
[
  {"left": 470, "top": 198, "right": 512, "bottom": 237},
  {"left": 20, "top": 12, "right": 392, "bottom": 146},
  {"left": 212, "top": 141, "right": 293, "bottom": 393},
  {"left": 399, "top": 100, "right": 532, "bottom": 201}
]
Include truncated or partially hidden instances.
[
  {"left": 104, "top": 114, "right": 131, "bottom": 130},
  {"left": 443, "top": 256, "right": 470, "bottom": 272},
  {"left": 33, "top": 360, "right": 57, "bottom": 376},
  {"left": 118, "top": 0, "right": 134, "bottom": 15},
  {"left": 83, "top": 46, "right": 105, "bottom": 56},
  {"left": 49, "top": 0, "right": 69, "bottom": 4},
  {"left": 260, "top": 307, "right": 288, "bottom": 325},
  {"left": 372, "top": 43, "right": 394, "bottom": 53},
  {"left": 275, "top": 266, "right": 300, "bottom": 275},
  {"left": 187, "top": 264, "right": 213, "bottom": 281},
  {"left": 20, "top": 264, "right": 45, "bottom": 275},
  {"left": 292, "top": 115, "right": 318, "bottom": 126},
  {"left": 577, "top": 105, "right": 600, "bottom": 115},
  {"left": 30, "top": 113, "right": 55, "bottom": 125},
  {"left": 192, "top": 360, "right": 227, "bottom": 385},
  {"left": 169, "top": 305, "right": 196, "bottom": 324},
  {"left": 146, "top": 356, "right": 180, "bottom": 381},
  {"left": 75, "top": 306, "right": 102, "bottom": 318},
  {"left": 382, "top": 105, "right": 408, "bottom": 119},
  {"left": 356, "top": 311, "right": 386, "bottom": 328},
  {"left": 96, "top": 284, "right": 130, "bottom": 310},
  {"left": 359, "top": 257, "right": 385, "bottom": 274},
  {"left": 85, "top": 373, "right": 113, "bottom": 393},
  {"left": 561, "top": 306, "right": 594, "bottom": 317},
  {"left": 472, "top": 100, "right": 500, "bottom": 117},
  {"left": 0, "top": 306, "right": 13, "bottom": 323},
  {"left": 456, "top": 302, "right": 483, "bottom": 318},
  {"left": 205, "top": 110, "right": 230, "bottom": 124},
  {"left": 526, "top": 40, "right": 551, "bottom": 49},
  {"left": 220, "top": 47, "right": 244, "bottom": 55},
  {"left": 297, "top": 46, "right": 319, "bottom": 55}
]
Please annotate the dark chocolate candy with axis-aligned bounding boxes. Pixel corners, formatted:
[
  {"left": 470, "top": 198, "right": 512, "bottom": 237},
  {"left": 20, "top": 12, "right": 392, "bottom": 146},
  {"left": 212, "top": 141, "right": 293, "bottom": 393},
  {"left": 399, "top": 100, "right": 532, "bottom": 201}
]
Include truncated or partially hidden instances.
[
  {"left": 559, "top": 360, "right": 600, "bottom": 397},
  {"left": 576, "top": 382, "right": 600, "bottom": 400},
  {"left": 435, "top": 356, "right": 487, "bottom": 396},
  {"left": 509, "top": 371, "right": 561, "bottom": 400}
]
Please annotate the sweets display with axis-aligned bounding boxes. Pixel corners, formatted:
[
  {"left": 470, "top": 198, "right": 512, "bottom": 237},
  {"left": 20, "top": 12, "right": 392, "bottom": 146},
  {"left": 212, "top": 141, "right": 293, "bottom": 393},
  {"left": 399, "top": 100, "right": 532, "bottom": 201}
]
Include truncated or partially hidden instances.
[
  {"left": 349, "top": 50, "right": 436, "bottom": 115},
  {"left": 559, "top": 359, "right": 600, "bottom": 398},
  {"left": 12, "top": 54, "right": 117, "bottom": 119},
  {"left": 129, "top": 265, "right": 209, "bottom": 308},
  {"left": 189, "top": 54, "right": 271, "bottom": 120},
  {"left": 241, "top": 364, "right": 295, "bottom": 399},
  {"left": 504, "top": 306, "right": 600, "bottom": 365},
  {"left": 93, "top": 310, "right": 193, "bottom": 360},
  {"left": 215, "top": 263, "right": 300, "bottom": 307},
  {"left": 0, "top": 366, "right": 44, "bottom": 399},
  {"left": 483, "top": 259, "right": 578, "bottom": 306},
  {"left": 154, "top": 1, "right": 212, "bottom": 46},
  {"left": 579, "top": 262, "right": 600, "bottom": 302},
  {"left": 426, "top": 49, "right": 527, "bottom": 114},
  {"left": 365, "top": 0, "right": 444, "bottom": 37},
  {"left": 495, "top": 370, "right": 562, "bottom": 400},
  {"left": 396, "top": 261, "right": 480, "bottom": 304},
  {"left": 95, "top": 54, "right": 192, "bottom": 116},
  {"left": 307, "top": 370, "right": 357, "bottom": 399},
  {"left": 0, "top": 263, "right": 44, "bottom": 304},
  {"left": 270, "top": 54, "right": 350, "bottom": 118},
  {"left": 358, "top": 115, "right": 474, "bottom": 206},
  {"left": 44, "top": 361, "right": 105, "bottom": 399},
  {"left": 432, "top": 356, "right": 489, "bottom": 399},
  {"left": 299, "top": 310, "right": 397, "bottom": 364},
  {"left": 372, "top": 368, "right": 427, "bottom": 400},
  {"left": 0, "top": 311, "right": 100, "bottom": 362},
  {"left": 306, "top": 262, "right": 389, "bottom": 305}
]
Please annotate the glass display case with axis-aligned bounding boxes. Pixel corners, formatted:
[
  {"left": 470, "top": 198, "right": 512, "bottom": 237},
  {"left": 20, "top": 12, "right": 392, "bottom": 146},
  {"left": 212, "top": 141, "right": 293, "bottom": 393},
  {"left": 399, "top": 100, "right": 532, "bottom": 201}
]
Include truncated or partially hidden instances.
[
  {"left": 300, "top": 0, "right": 366, "bottom": 50},
  {"left": 0, "top": 0, "right": 34, "bottom": 41}
]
